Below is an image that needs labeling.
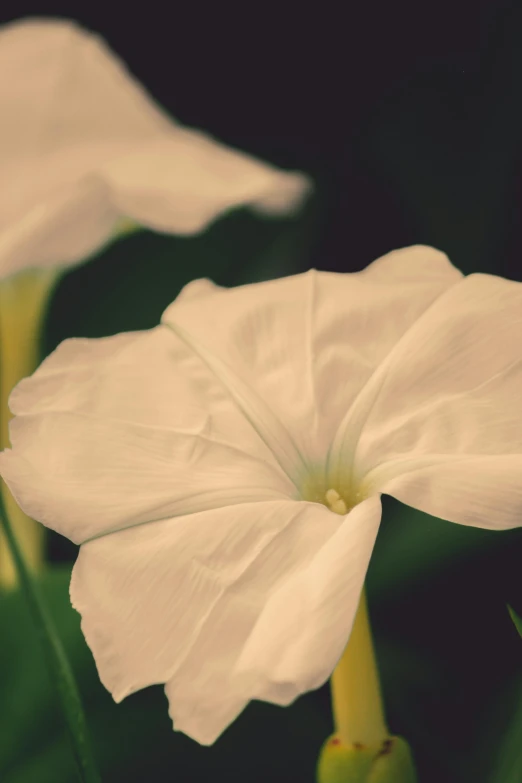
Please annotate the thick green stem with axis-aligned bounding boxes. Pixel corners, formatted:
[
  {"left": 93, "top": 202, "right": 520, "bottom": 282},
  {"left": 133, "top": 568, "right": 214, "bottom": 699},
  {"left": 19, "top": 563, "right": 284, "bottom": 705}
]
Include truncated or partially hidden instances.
[
  {"left": 0, "top": 478, "right": 101, "bottom": 783},
  {"left": 330, "top": 588, "right": 388, "bottom": 747},
  {"left": 316, "top": 588, "right": 417, "bottom": 782}
]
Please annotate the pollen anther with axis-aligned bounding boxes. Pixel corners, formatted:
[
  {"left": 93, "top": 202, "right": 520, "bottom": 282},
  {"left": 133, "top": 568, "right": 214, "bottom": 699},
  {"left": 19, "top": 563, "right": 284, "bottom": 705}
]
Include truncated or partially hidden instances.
[
  {"left": 324, "top": 488, "right": 348, "bottom": 515},
  {"left": 325, "top": 488, "right": 340, "bottom": 505}
]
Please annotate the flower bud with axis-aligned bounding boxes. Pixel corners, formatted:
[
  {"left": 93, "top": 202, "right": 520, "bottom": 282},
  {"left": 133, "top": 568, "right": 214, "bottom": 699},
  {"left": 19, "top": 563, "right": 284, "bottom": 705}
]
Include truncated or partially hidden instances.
[{"left": 316, "top": 734, "right": 417, "bottom": 783}]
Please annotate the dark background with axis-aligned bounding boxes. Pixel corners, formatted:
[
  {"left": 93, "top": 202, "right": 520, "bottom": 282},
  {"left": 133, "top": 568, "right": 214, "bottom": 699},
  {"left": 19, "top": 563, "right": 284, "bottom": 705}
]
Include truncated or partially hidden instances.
[{"left": 1, "top": 3, "right": 522, "bottom": 783}]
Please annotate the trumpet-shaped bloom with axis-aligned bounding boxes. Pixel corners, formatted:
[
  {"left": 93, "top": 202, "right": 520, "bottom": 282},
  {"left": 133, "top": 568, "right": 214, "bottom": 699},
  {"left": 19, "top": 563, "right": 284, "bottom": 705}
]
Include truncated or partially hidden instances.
[
  {"left": 1, "top": 245, "right": 521, "bottom": 745},
  {"left": 0, "top": 18, "right": 309, "bottom": 279}
]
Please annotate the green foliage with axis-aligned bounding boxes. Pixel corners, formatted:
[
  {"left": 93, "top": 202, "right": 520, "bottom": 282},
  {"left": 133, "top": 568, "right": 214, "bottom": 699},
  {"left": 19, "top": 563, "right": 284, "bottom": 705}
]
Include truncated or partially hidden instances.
[
  {"left": 0, "top": 497, "right": 100, "bottom": 783},
  {"left": 488, "top": 678, "right": 522, "bottom": 783},
  {"left": 508, "top": 606, "right": 522, "bottom": 639}
]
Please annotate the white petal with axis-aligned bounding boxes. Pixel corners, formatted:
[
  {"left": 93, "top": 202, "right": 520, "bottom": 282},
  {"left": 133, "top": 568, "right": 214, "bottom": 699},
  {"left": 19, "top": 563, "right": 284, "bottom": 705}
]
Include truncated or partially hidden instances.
[
  {"left": 0, "top": 18, "right": 310, "bottom": 278},
  {"left": 162, "top": 246, "right": 463, "bottom": 466},
  {"left": 0, "top": 326, "right": 293, "bottom": 544},
  {"left": 69, "top": 499, "right": 344, "bottom": 745},
  {"left": 102, "top": 131, "right": 310, "bottom": 233},
  {"left": 231, "top": 495, "right": 381, "bottom": 708},
  {"left": 0, "top": 177, "right": 117, "bottom": 278},
  {"left": 367, "top": 455, "right": 522, "bottom": 530},
  {"left": 348, "top": 273, "right": 522, "bottom": 529}
]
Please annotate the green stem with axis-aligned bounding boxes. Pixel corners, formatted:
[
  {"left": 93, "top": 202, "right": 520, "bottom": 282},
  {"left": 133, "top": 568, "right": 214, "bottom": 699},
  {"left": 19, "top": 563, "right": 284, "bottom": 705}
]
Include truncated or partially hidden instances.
[
  {"left": 0, "top": 268, "right": 59, "bottom": 586},
  {"left": 0, "top": 481, "right": 101, "bottom": 783},
  {"left": 330, "top": 588, "right": 388, "bottom": 747},
  {"left": 317, "top": 588, "right": 417, "bottom": 782}
]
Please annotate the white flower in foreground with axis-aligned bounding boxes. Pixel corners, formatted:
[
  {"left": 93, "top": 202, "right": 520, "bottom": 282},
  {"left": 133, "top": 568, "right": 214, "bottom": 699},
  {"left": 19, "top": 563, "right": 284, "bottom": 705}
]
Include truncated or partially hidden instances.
[
  {"left": 0, "top": 18, "right": 309, "bottom": 280},
  {"left": 1, "top": 245, "right": 521, "bottom": 745}
]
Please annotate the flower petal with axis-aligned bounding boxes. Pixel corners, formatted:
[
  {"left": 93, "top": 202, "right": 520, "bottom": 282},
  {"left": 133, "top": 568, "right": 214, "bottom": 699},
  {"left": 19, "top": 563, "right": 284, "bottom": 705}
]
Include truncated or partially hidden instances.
[
  {"left": 232, "top": 495, "right": 381, "bottom": 708},
  {"left": 162, "top": 246, "right": 463, "bottom": 466},
  {"left": 0, "top": 18, "right": 310, "bottom": 277},
  {"left": 349, "top": 272, "right": 522, "bottom": 529},
  {"left": 101, "top": 130, "right": 310, "bottom": 233},
  {"left": 0, "top": 176, "right": 116, "bottom": 279},
  {"left": 69, "top": 499, "right": 344, "bottom": 745},
  {"left": 368, "top": 455, "right": 522, "bottom": 530},
  {"left": 0, "top": 327, "right": 293, "bottom": 544}
]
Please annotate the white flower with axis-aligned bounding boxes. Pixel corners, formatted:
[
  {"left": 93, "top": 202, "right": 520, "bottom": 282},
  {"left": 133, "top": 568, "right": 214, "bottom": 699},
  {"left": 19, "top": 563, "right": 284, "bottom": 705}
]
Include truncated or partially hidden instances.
[
  {"left": 0, "top": 18, "right": 310, "bottom": 280},
  {"left": 0, "top": 245, "right": 521, "bottom": 745}
]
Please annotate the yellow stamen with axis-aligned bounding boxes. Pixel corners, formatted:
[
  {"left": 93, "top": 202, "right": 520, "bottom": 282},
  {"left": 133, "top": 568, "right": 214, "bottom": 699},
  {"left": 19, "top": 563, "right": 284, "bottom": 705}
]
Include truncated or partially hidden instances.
[
  {"left": 324, "top": 488, "right": 348, "bottom": 515},
  {"left": 325, "top": 488, "right": 341, "bottom": 505}
]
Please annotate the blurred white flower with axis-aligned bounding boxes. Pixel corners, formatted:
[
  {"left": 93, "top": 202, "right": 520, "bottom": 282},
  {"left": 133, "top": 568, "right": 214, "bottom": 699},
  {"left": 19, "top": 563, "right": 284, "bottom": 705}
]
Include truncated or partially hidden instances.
[
  {"left": 1, "top": 245, "right": 520, "bottom": 745},
  {"left": 0, "top": 17, "right": 310, "bottom": 280}
]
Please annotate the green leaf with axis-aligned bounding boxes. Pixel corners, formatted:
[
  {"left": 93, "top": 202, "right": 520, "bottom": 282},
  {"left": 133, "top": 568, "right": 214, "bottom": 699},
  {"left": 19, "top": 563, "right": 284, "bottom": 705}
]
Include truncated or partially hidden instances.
[
  {"left": 0, "top": 497, "right": 100, "bottom": 783},
  {"left": 508, "top": 605, "right": 522, "bottom": 639}
]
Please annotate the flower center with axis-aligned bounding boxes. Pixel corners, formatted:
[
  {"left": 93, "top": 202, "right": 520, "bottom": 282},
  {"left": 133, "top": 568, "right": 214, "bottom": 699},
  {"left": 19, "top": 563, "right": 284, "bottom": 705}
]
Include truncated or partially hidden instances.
[
  {"left": 298, "top": 465, "right": 363, "bottom": 514},
  {"left": 324, "top": 488, "right": 348, "bottom": 515}
]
